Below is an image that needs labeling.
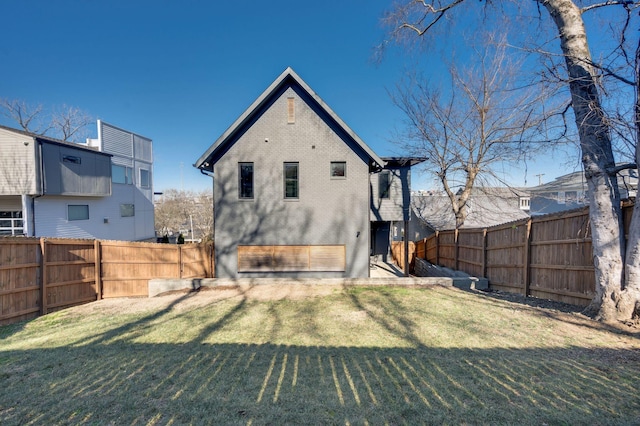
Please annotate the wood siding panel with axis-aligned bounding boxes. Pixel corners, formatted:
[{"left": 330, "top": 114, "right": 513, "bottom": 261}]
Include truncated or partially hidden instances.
[
  {"left": 309, "top": 245, "right": 346, "bottom": 272},
  {"left": 238, "top": 245, "right": 346, "bottom": 272}
]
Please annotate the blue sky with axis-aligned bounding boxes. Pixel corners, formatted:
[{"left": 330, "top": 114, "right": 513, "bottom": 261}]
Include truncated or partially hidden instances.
[{"left": 0, "top": 1, "right": 584, "bottom": 192}]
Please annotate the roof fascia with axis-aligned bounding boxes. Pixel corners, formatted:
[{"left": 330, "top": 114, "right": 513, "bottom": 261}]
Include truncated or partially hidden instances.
[{"left": 194, "top": 67, "right": 384, "bottom": 171}]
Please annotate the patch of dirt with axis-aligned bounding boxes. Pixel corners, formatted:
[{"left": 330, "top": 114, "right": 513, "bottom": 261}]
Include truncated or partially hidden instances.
[
  {"left": 474, "top": 288, "right": 640, "bottom": 335},
  {"left": 68, "top": 284, "right": 346, "bottom": 317}
]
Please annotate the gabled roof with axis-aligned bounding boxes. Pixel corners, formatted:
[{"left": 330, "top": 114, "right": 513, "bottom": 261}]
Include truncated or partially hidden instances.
[
  {"left": 412, "top": 193, "right": 530, "bottom": 231},
  {"left": 528, "top": 168, "right": 638, "bottom": 193},
  {"left": 194, "top": 67, "right": 384, "bottom": 172}
]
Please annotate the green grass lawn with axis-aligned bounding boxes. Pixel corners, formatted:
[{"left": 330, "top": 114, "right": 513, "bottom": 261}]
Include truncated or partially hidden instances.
[{"left": 1, "top": 285, "right": 639, "bottom": 425}]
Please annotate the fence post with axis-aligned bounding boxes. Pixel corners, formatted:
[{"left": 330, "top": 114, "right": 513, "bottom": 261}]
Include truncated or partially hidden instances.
[
  {"left": 482, "top": 228, "right": 488, "bottom": 279},
  {"left": 523, "top": 218, "right": 533, "bottom": 297},
  {"left": 94, "top": 240, "right": 102, "bottom": 300},
  {"left": 435, "top": 231, "right": 440, "bottom": 265},
  {"left": 454, "top": 229, "right": 460, "bottom": 270},
  {"left": 178, "top": 245, "right": 183, "bottom": 279},
  {"left": 423, "top": 238, "right": 427, "bottom": 261},
  {"left": 39, "top": 238, "right": 47, "bottom": 316}
]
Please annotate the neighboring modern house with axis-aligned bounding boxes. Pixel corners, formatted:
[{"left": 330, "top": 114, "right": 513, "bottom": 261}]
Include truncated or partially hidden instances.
[
  {"left": 528, "top": 169, "right": 637, "bottom": 215},
  {"left": 410, "top": 187, "right": 531, "bottom": 236},
  {"left": 0, "top": 120, "right": 155, "bottom": 240},
  {"left": 195, "top": 67, "right": 423, "bottom": 278}
]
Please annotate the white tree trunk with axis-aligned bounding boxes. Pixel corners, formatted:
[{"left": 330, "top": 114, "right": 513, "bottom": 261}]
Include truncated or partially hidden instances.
[
  {"left": 541, "top": 0, "right": 629, "bottom": 321},
  {"left": 620, "top": 39, "right": 640, "bottom": 320}
]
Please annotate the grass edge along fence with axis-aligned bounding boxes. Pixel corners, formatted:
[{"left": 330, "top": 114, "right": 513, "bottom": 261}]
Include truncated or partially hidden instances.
[
  {"left": 411, "top": 203, "right": 634, "bottom": 307},
  {"left": 0, "top": 238, "right": 214, "bottom": 325}
]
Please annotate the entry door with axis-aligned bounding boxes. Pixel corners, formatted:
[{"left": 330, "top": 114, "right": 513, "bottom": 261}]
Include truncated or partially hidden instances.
[{"left": 371, "top": 222, "right": 390, "bottom": 261}]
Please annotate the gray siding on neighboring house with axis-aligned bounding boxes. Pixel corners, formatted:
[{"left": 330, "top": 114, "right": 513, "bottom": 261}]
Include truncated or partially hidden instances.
[
  {"left": 213, "top": 86, "right": 371, "bottom": 278},
  {"left": 40, "top": 142, "right": 112, "bottom": 196},
  {"left": 0, "top": 127, "right": 39, "bottom": 195},
  {"left": 370, "top": 166, "right": 411, "bottom": 222}
]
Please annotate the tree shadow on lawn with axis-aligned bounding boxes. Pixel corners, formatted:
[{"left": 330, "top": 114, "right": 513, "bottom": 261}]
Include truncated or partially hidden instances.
[
  {"left": 2, "top": 286, "right": 639, "bottom": 425},
  {"left": 1, "top": 342, "right": 639, "bottom": 425}
]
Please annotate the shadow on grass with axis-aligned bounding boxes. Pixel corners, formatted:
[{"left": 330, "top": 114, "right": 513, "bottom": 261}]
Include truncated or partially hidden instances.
[
  {"left": 2, "top": 286, "right": 640, "bottom": 425},
  {"left": 1, "top": 343, "right": 639, "bottom": 425}
]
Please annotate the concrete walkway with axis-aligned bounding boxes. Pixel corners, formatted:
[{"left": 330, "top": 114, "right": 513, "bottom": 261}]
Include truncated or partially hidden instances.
[{"left": 369, "top": 260, "right": 406, "bottom": 278}]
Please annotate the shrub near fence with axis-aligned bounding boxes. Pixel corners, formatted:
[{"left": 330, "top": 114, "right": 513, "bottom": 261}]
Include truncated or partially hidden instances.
[
  {"left": 0, "top": 238, "right": 214, "bottom": 325},
  {"left": 414, "top": 203, "right": 634, "bottom": 306}
]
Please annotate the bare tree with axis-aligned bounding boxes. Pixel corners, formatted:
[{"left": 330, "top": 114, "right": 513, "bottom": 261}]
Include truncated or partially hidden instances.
[
  {"left": 0, "top": 99, "right": 51, "bottom": 135},
  {"left": 393, "top": 35, "right": 561, "bottom": 228},
  {"left": 1, "top": 98, "right": 93, "bottom": 142},
  {"left": 383, "top": 0, "right": 640, "bottom": 321},
  {"left": 154, "top": 189, "right": 214, "bottom": 242},
  {"left": 51, "top": 104, "right": 93, "bottom": 142}
]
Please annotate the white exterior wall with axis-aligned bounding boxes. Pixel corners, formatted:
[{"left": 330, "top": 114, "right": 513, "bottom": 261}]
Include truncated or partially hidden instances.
[
  {"left": 0, "top": 127, "right": 39, "bottom": 195},
  {"left": 98, "top": 121, "right": 155, "bottom": 241},
  {"left": 32, "top": 185, "right": 153, "bottom": 240}
]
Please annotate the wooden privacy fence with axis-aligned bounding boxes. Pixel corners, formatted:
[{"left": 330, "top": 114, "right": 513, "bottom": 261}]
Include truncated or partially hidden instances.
[
  {"left": 413, "top": 203, "right": 634, "bottom": 306},
  {"left": 0, "top": 238, "right": 214, "bottom": 325}
]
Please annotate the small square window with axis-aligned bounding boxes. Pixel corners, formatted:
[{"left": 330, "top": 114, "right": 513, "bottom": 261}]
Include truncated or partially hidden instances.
[
  {"left": 68, "top": 205, "right": 89, "bottom": 221},
  {"left": 120, "top": 204, "right": 135, "bottom": 217},
  {"left": 330, "top": 162, "right": 346, "bottom": 179}
]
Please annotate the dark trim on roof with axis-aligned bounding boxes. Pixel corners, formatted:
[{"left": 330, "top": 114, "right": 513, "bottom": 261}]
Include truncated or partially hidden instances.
[{"left": 194, "top": 67, "right": 384, "bottom": 173}]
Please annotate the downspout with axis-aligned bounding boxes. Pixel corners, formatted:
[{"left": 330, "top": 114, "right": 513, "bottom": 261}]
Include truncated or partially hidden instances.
[{"left": 29, "top": 137, "right": 45, "bottom": 237}]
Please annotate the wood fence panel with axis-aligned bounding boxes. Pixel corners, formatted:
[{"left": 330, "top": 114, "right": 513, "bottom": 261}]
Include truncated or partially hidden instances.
[
  {"left": 485, "top": 221, "right": 528, "bottom": 294},
  {"left": 181, "top": 243, "right": 214, "bottom": 278},
  {"left": 0, "top": 238, "right": 41, "bottom": 325},
  {"left": 529, "top": 210, "right": 594, "bottom": 305},
  {"left": 457, "top": 229, "right": 484, "bottom": 277},
  {"left": 43, "top": 239, "right": 97, "bottom": 313},
  {"left": 437, "top": 231, "right": 456, "bottom": 269},
  {"left": 426, "top": 234, "right": 438, "bottom": 263},
  {"left": 100, "top": 241, "right": 180, "bottom": 298},
  {"left": 390, "top": 241, "right": 415, "bottom": 271}
]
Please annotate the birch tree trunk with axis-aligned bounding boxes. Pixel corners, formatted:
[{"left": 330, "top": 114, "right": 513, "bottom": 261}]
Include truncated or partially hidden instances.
[
  {"left": 541, "top": 0, "right": 632, "bottom": 321},
  {"left": 619, "top": 38, "right": 640, "bottom": 320}
]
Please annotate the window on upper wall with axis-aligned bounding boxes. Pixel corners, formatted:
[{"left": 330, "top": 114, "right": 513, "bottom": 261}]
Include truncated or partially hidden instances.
[
  {"left": 239, "top": 162, "right": 254, "bottom": 199},
  {"left": 140, "top": 169, "right": 151, "bottom": 188},
  {"left": 284, "top": 162, "right": 299, "bottom": 199},
  {"left": 379, "top": 171, "right": 391, "bottom": 199},
  {"left": 62, "top": 155, "right": 81, "bottom": 164},
  {"left": 287, "top": 97, "right": 295, "bottom": 124},
  {"left": 112, "top": 164, "right": 133, "bottom": 184},
  {"left": 120, "top": 204, "right": 135, "bottom": 217},
  {"left": 330, "top": 161, "right": 346, "bottom": 179},
  {"left": 68, "top": 205, "right": 89, "bottom": 221}
]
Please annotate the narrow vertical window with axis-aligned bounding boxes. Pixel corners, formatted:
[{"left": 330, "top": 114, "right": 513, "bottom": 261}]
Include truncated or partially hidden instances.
[
  {"left": 379, "top": 171, "right": 390, "bottom": 199},
  {"left": 239, "top": 162, "right": 254, "bottom": 199},
  {"left": 284, "top": 162, "right": 299, "bottom": 199},
  {"left": 140, "top": 169, "right": 151, "bottom": 188},
  {"left": 287, "top": 97, "right": 295, "bottom": 124}
]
